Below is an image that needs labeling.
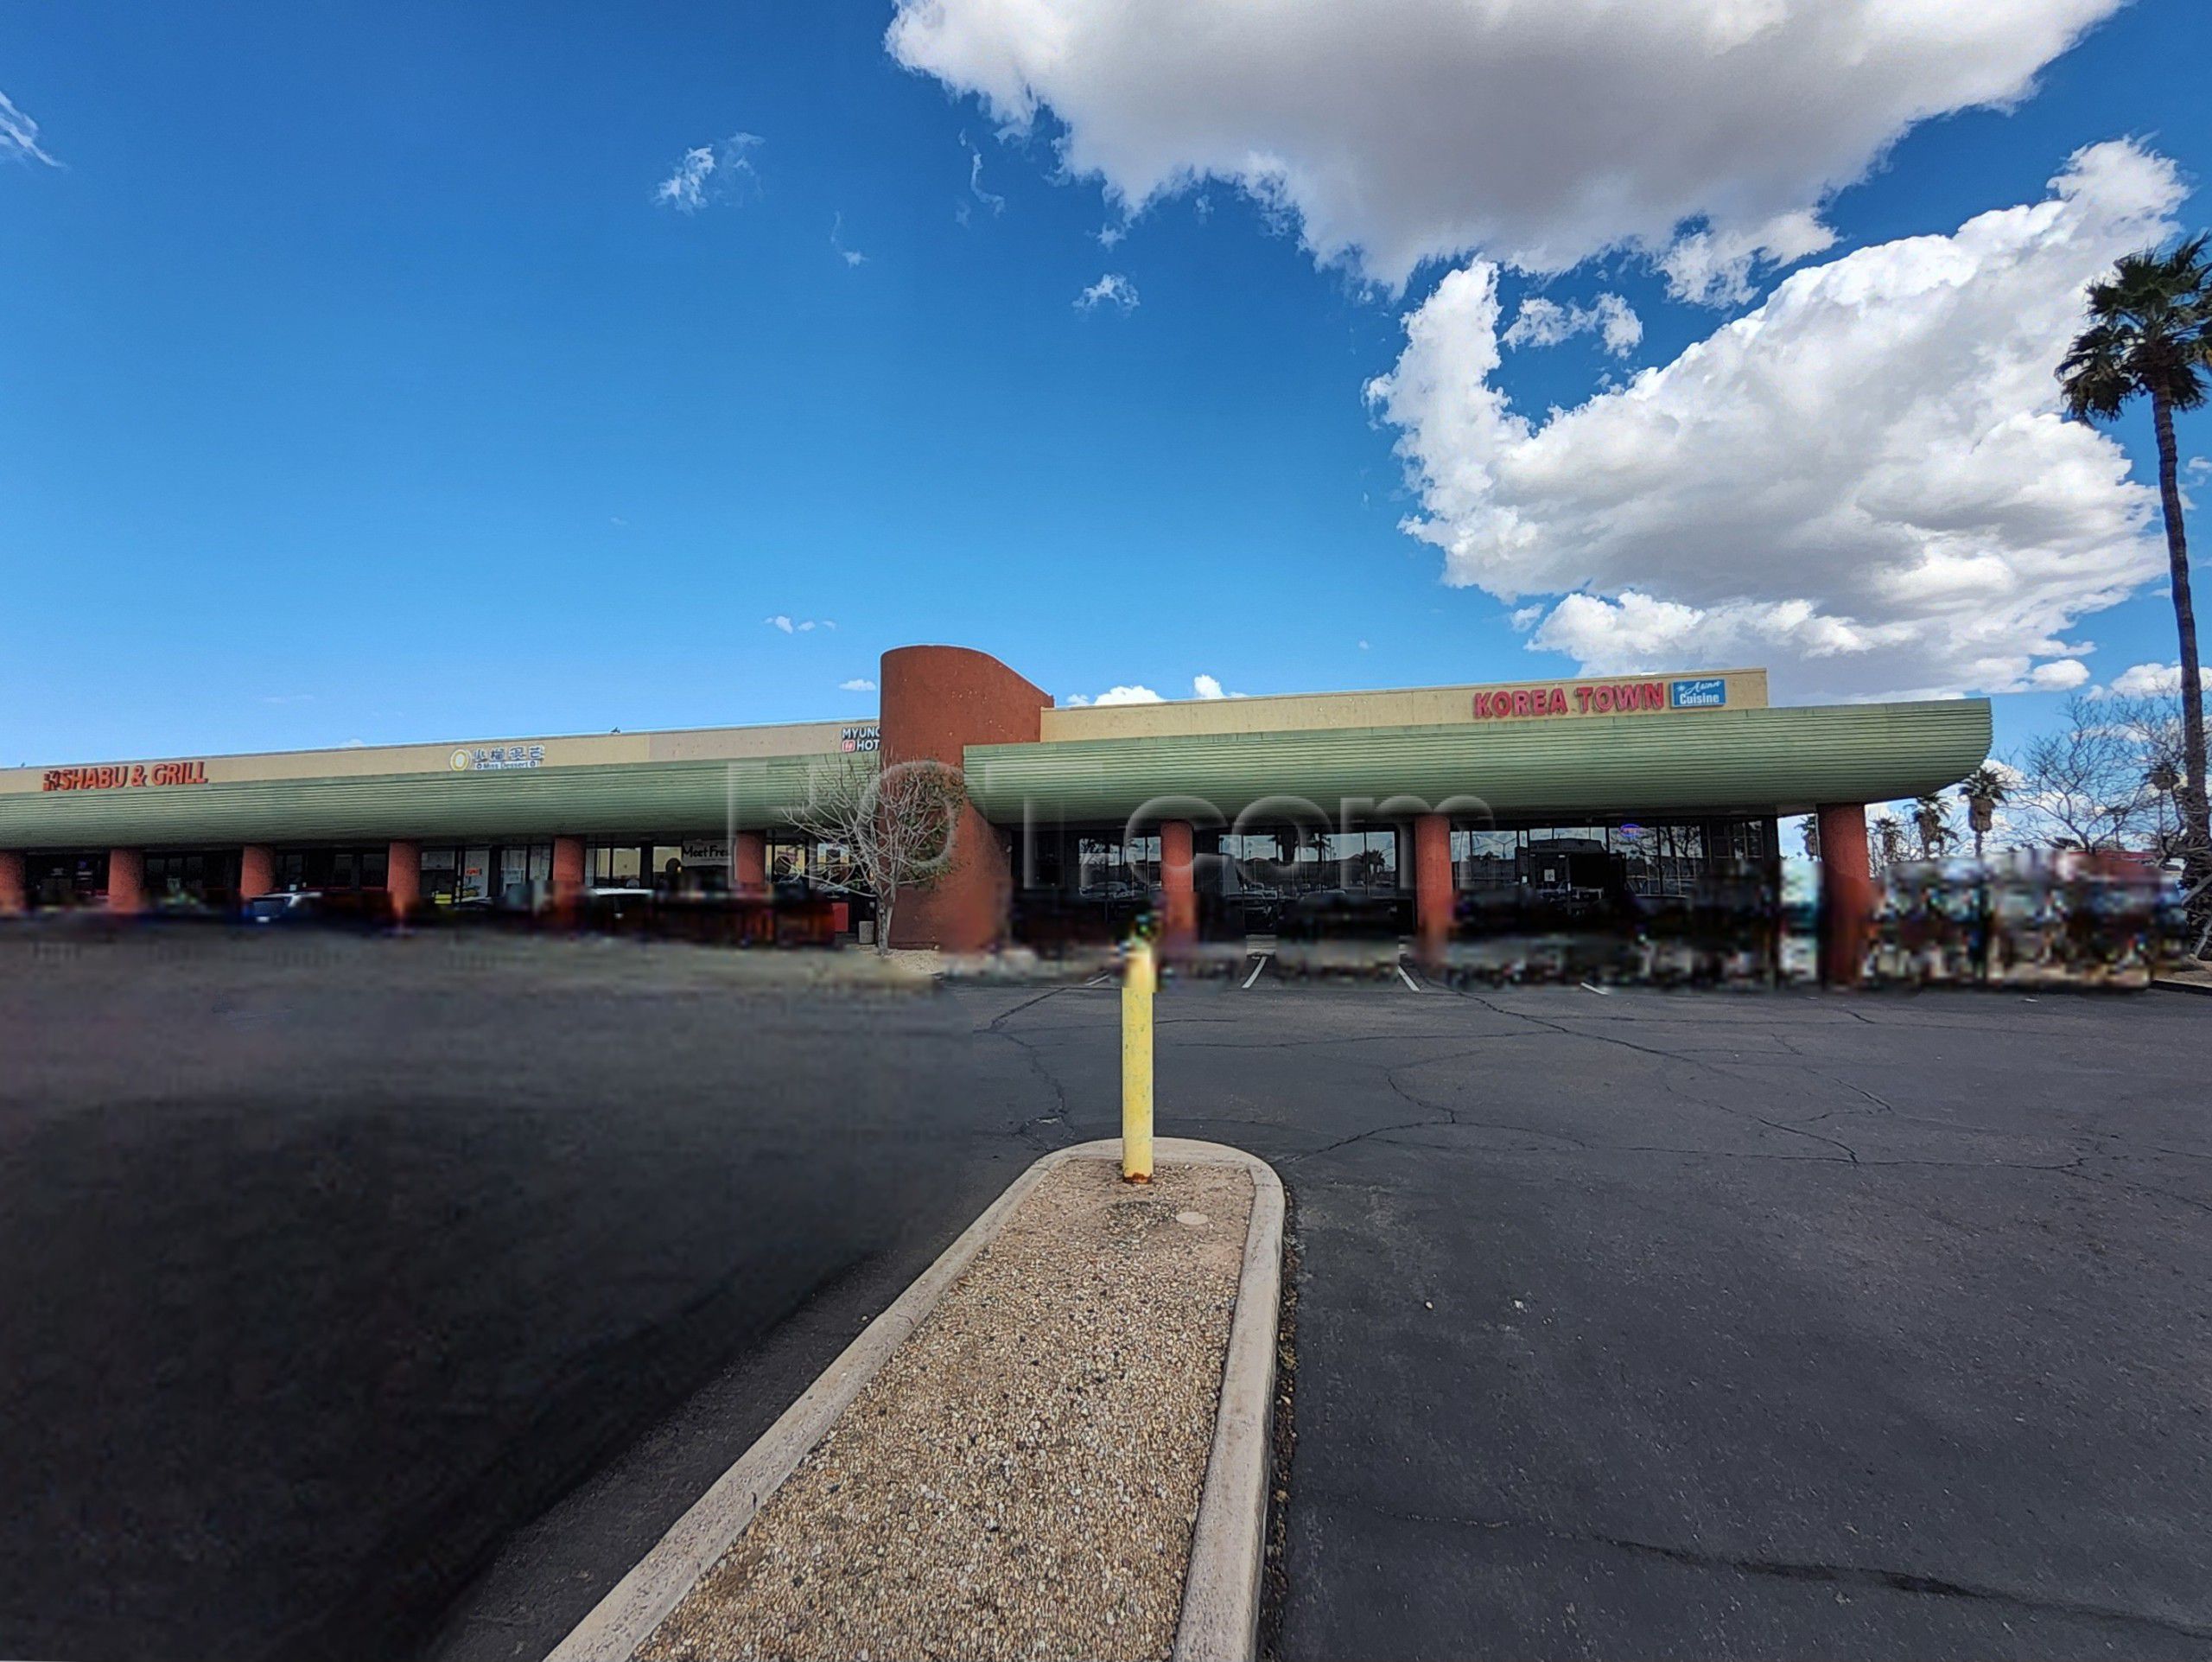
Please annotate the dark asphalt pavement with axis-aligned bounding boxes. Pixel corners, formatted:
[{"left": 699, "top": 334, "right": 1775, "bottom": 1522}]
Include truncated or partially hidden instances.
[
  {"left": 4, "top": 932, "right": 2208, "bottom": 1660},
  {"left": 965, "top": 964, "right": 2212, "bottom": 1659}
]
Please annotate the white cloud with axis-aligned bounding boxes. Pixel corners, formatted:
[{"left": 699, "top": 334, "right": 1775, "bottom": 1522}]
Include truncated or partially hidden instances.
[
  {"left": 0, "top": 91, "right": 59, "bottom": 168},
  {"left": 2027, "top": 658, "right": 2091, "bottom": 691},
  {"left": 1065, "top": 684, "right": 1164, "bottom": 707},
  {"left": 655, "top": 133, "right": 762, "bottom": 213},
  {"left": 887, "top": 0, "right": 2117, "bottom": 289},
  {"left": 1075, "top": 272, "right": 1140, "bottom": 313},
  {"left": 1501, "top": 293, "right": 1641, "bottom": 357},
  {"left": 765, "top": 614, "right": 834, "bottom": 634},
  {"left": 1658, "top": 210, "right": 1839, "bottom": 308},
  {"left": 1363, "top": 141, "right": 2179, "bottom": 702},
  {"left": 839, "top": 677, "right": 879, "bottom": 692},
  {"left": 2101, "top": 661, "right": 2209, "bottom": 698},
  {"left": 830, "top": 212, "right": 868, "bottom": 266},
  {"left": 963, "top": 133, "right": 1006, "bottom": 217},
  {"left": 1068, "top": 673, "right": 1242, "bottom": 705}
]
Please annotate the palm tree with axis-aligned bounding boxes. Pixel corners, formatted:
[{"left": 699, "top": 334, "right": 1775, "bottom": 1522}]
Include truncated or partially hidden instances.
[
  {"left": 1956, "top": 765, "right": 2009, "bottom": 861},
  {"left": 1872, "top": 814, "right": 1909, "bottom": 870},
  {"left": 2059, "top": 235, "right": 2211, "bottom": 898},
  {"left": 1910, "top": 793, "right": 1953, "bottom": 860}
]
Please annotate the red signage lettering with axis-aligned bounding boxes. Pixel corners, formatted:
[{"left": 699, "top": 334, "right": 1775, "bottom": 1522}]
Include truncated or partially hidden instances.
[
  {"left": 1472, "top": 681, "right": 1667, "bottom": 720},
  {"left": 40, "top": 761, "right": 210, "bottom": 792}
]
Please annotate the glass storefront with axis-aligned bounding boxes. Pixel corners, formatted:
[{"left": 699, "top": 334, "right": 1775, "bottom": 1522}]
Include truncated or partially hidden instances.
[
  {"left": 1009, "top": 814, "right": 1777, "bottom": 946},
  {"left": 1451, "top": 818, "right": 1771, "bottom": 901},
  {"left": 270, "top": 845, "right": 391, "bottom": 895}
]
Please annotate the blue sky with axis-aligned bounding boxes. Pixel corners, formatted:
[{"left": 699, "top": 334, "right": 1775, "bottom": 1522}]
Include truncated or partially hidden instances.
[{"left": 3, "top": 1, "right": 2209, "bottom": 768}]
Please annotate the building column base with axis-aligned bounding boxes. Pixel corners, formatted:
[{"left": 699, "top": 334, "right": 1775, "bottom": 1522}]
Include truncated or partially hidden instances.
[
  {"left": 388, "top": 840, "right": 422, "bottom": 922},
  {"left": 1413, "top": 812, "right": 1452, "bottom": 970},
  {"left": 552, "top": 835, "right": 586, "bottom": 922},
  {"left": 1160, "top": 819, "right": 1197, "bottom": 955},
  {"left": 1816, "top": 803, "right": 1875, "bottom": 988},
  {"left": 108, "top": 847, "right": 146, "bottom": 915},
  {"left": 240, "top": 844, "right": 276, "bottom": 906}
]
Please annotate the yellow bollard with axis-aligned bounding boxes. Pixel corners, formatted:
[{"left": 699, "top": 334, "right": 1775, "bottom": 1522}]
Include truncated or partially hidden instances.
[{"left": 1122, "top": 938, "right": 1155, "bottom": 1181}]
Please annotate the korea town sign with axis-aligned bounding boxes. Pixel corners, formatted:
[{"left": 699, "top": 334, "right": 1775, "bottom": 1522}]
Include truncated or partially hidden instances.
[
  {"left": 41, "top": 761, "right": 211, "bottom": 792},
  {"left": 1472, "top": 678, "right": 1730, "bottom": 720}
]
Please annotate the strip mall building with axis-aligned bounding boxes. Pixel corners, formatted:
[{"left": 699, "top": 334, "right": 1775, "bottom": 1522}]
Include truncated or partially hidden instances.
[{"left": 0, "top": 645, "right": 1990, "bottom": 980}]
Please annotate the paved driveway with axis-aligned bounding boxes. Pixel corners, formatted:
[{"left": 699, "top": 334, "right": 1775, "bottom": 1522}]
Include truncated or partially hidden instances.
[
  {"left": 5, "top": 933, "right": 2207, "bottom": 1660},
  {"left": 0, "top": 933, "right": 1046, "bottom": 1662},
  {"left": 964, "top": 967, "right": 2212, "bottom": 1659}
]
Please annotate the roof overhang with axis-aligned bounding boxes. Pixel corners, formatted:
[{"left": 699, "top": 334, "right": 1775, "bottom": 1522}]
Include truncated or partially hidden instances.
[{"left": 965, "top": 700, "right": 1992, "bottom": 825}]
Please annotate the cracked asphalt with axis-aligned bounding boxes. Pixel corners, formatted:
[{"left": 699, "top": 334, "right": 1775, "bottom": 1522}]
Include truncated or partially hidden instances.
[
  {"left": 4, "top": 933, "right": 2207, "bottom": 1660},
  {"left": 967, "top": 967, "right": 2212, "bottom": 1660}
]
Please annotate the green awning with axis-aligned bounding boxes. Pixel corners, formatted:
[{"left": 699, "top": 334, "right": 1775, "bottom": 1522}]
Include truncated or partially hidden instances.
[
  {"left": 0, "top": 752, "right": 861, "bottom": 850},
  {"left": 963, "top": 701, "right": 1991, "bottom": 823}
]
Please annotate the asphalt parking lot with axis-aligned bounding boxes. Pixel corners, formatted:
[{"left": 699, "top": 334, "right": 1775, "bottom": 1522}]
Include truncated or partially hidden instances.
[{"left": 3, "top": 932, "right": 2208, "bottom": 1660}]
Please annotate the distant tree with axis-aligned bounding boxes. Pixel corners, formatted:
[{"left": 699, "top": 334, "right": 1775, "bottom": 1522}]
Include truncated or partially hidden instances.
[
  {"left": 2012, "top": 694, "right": 2163, "bottom": 853},
  {"left": 1799, "top": 817, "right": 1821, "bottom": 862},
  {"left": 1956, "top": 765, "right": 2010, "bottom": 861},
  {"left": 2059, "top": 234, "right": 2211, "bottom": 902},
  {"left": 786, "top": 755, "right": 964, "bottom": 954},
  {"left": 1871, "top": 814, "right": 1910, "bottom": 870},
  {"left": 1910, "top": 793, "right": 1955, "bottom": 860}
]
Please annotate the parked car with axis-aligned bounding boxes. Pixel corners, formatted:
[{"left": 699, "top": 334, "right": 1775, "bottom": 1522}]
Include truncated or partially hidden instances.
[{"left": 243, "top": 890, "right": 322, "bottom": 924}]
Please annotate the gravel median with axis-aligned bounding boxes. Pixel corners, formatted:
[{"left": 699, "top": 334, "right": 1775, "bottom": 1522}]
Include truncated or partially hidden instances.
[{"left": 638, "top": 1157, "right": 1255, "bottom": 1662}]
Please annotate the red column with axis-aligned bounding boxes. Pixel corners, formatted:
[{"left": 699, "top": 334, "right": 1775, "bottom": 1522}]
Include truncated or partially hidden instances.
[
  {"left": 552, "top": 835, "right": 586, "bottom": 923},
  {"left": 878, "top": 645, "right": 1051, "bottom": 952},
  {"left": 0, "top": 850, "right": 24, "bottom": 916},
  {"left": 1816, "top": 803, "right": 1875, "bottom": 988},
  {"left": 1160, "top": 819, "right": 1197, "bottom": 954},
  {"left": 1414, "top": 813, "right": 1453, "bottom": 967},
  {"left": 108, "top": 847, "right": 146, "bottom": 915},
  {"left": 387, "top": 839, "right": 422, "bottom": 922},
  {"left": 734, "top": 830, "right": 767, "bottom": 896},
  {"left": 239, "top": 844, "right": 276, "bottom": 902}
]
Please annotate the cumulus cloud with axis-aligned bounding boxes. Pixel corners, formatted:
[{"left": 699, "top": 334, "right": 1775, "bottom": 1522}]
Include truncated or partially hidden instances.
[
  {"left": 1363, "top": 142, "right": 2178, "bottom": 702},
  {"left": 765, "top": 614, "right": 834, "bottom": 634},
  {"left": 1658, "top": 209, "right": 1839, "bottom": 308},
  {"left": 1501, "top": 293, "right": 1641, "bottom": 357},
  {"left": 2100, "top": 661, "right": 2209, "bottom": 698},
  {"left": 1065, "top": 685, "right": 1163, "bottom": 707},
  {"left": 655, "top": 133, "right": 762, "bottom": 213},
  {"left": 839, "top": 677, "right": 878, "bottom": 692},
  {"left": 0, "top": 91, "right": 59, "bottom": 168},
  {"left": 1068, "top": 673, "right": 1242, "bottom": 705},
  {"left": 887, "top": 0, "right": 2116, "bottom": 289},
  {"left": 1075, "top": 272, "right": 1140, "bottom": 313},
  {"left": 2027, "top": 659, "right": 2092, "bottom": 691}
]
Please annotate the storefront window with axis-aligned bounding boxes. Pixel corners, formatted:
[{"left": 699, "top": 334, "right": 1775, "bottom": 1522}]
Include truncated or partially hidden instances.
[{"left": 1447, "top": 819, "right": 1771, "bottom": 902}]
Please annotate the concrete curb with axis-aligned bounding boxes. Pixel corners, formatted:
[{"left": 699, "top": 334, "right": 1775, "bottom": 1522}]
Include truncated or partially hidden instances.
[
  {"left": 2152, "top": 977, "right": 2212, "bottom": 997},
  {"left": 543, "top": 1136, "right": 1286, "bottom": 1662}
]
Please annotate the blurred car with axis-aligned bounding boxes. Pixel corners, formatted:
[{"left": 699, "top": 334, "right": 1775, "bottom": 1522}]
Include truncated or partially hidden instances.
[{"left": 242, "top": 890, "right": 322, "bottom": 924}]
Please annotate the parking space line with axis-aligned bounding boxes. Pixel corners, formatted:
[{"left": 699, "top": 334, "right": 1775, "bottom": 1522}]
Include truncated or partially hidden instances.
[
  {"left": 1396, "top": 964, "right": 1421, "bottom": 993},
  {"left": 1242, "top": 954, "right": 1271, "bottom": 990}
]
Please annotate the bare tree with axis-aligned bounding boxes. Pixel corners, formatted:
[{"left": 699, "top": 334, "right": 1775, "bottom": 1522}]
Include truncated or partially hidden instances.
[
  {"left": 785, "top": 755, "right": 965, "bottom": 953},
  {"left": 2100, "top": 692, "right": 2211, "bottom": 875},
  {"left": 2010, "top": 693, "right": 2164, "bottom": 852}
]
